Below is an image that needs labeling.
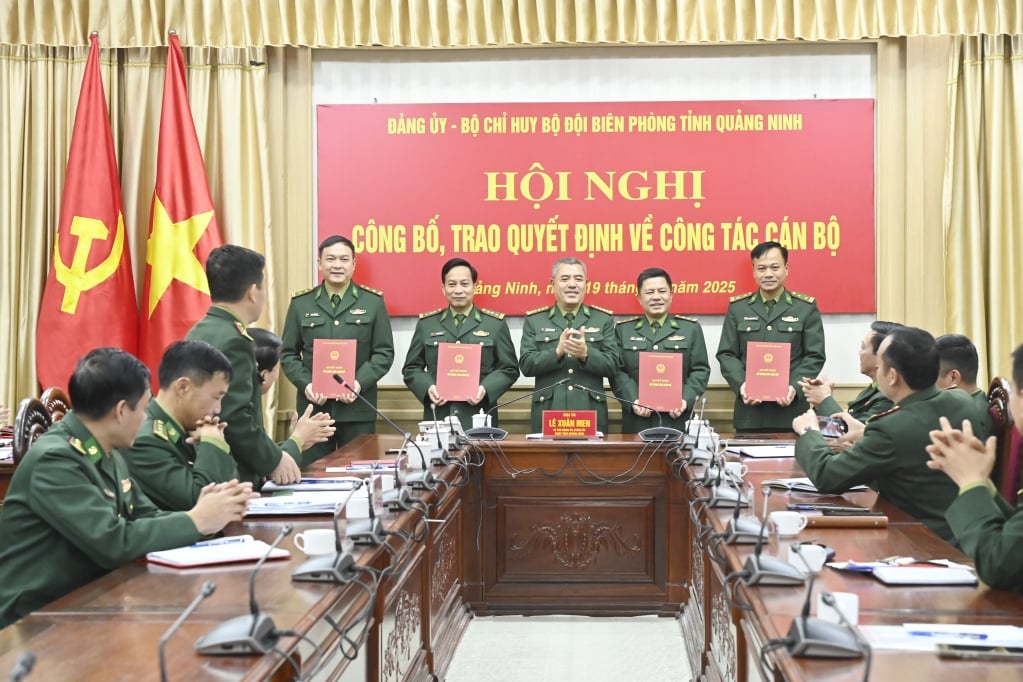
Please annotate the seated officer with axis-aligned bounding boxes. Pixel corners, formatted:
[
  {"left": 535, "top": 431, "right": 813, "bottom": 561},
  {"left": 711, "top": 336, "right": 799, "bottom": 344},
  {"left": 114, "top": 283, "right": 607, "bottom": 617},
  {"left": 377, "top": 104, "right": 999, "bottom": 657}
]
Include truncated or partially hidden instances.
[
  {"left": 927, "top": 342, "right": 1023, "bottom": 590},
  {"left": 0, "top": 348, "right": 255, "bottom": 628},
  {"left": 792, "top": 327, "right": 986, "bottom": 544},
  {"left": 935, "top": 333, "right": 993, "bottom": 438}
]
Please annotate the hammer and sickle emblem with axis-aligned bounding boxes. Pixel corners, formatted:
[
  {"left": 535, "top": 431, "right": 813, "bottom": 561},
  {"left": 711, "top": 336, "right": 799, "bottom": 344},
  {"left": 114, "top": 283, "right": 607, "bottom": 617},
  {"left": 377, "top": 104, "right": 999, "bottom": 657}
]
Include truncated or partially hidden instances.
[{"left": 53, "top": 213, "right": 125, "bottom": 314}]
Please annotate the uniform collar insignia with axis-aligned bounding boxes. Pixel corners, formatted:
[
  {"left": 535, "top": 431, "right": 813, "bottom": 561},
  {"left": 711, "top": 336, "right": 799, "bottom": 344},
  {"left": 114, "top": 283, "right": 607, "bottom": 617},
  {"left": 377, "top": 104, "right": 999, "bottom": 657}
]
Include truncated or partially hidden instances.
[
  {"left": 670, "top": 319, "right": 679, "bottom": 329},
  {"left": 121, "top": 479, "right": 132, "bottom": 494},
  {"left": 781, "top": 315, "right": 799, "bottom": 322},
  {"left": 69, "top": 436, "right": 86, "bottom": 455},
  {"left": 472, "top": 330, "right": 489, "bottom": 336},
  {"left": 351, "top": 308, "right": 367, "bottom": 315}
]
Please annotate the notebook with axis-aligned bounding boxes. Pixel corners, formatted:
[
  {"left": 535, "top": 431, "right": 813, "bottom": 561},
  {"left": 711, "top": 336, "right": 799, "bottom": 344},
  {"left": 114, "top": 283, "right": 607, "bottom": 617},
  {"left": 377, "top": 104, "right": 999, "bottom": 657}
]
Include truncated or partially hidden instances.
[
  {"left": 146, "top": 535, "right": 290, "bottom": 569},
  {"left": 871, "top": 566, "right": 977, "bottom": 586},
  {"left": 727, "top": 444, "right": 795, "bottom": 458},
  {"left": 762, "top": 477, "right": 869, "bottom": 493}
]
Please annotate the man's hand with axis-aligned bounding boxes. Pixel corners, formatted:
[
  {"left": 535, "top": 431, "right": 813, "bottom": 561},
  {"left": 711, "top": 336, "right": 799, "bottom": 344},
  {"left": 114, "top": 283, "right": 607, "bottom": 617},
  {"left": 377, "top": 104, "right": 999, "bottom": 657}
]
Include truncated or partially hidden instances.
[
  {"left": 926, "top": 417, "right": 996, "bottom": 489},
  {"left": 798, "top": 375, "right": 833, "bottom": 408},
  {"left": 792, "top": 409, "right": 819, "bottom": 435},
  {"left": 427, "top": 384, "right": 448, "bottom": 406},
  {"left": 739, "top": 382, "right": 762, "bottom": 406},
  {"left": 558, "top": 328, "right": 587, "bottom": 360},
  {"left": 834, "top": 412, "right": 865, "bottom": 445},
  {"left": 270, "top": 452, "right": 302, "bottom": 484},
  {"left": 186, "top": 416, "right": 227, "bottom": 444},
  {"left": 291, "top": 404, "right": 335, "bottom": 451},
  {"left": 187, "top": 480, "right": 258, "bottom": 535},
  {"left": 467, "top": 385, "right": 487, "bottom": 406},
  {"left": 632, "top": 404, "right": 653, "bottom": 418},
  {"left": 668, "top": 400, "right": 688, "bottom": 420},
  {"left": 339, "top": 379, "right": 362, "bottom": 404},
  {"left": 777, "top": 385, "right": 797, "bottom": 406},
  {"left": 304, "top": 383, "right": 328, "bottom": 406}
]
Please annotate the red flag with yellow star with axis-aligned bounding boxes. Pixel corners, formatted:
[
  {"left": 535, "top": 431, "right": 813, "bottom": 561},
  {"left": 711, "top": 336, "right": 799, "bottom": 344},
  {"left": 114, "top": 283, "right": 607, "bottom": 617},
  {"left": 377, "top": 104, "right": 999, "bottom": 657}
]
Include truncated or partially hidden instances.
[
  {"left": 36, "top": 34, "right": 139, "bottom": 391},
  {"left": 139, "top": 32, "right": 224, "bottom": 379}
]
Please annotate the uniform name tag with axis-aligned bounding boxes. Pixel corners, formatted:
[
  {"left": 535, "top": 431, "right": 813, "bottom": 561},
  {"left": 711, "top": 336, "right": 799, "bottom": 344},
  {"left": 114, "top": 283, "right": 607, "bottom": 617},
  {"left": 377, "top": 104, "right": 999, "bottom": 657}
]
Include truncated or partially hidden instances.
[{"left": 782, "top": 316, "right": 799, "bottom": 322}]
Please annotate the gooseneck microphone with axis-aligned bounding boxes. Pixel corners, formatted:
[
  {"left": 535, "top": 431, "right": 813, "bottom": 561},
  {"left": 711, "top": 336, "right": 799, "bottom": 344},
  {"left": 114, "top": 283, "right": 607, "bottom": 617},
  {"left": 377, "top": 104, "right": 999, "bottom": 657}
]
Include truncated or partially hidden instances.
[
  {"left": 333, "top": 374, "right": 434, "bottom": 490},
  {"left": 292, "top": 482, "right": 364, "bottom": 583},
  {"left": 740, "top": 495, "right": 805, "bottom": 587},
  {"left": 784, "top": 545, "right": 865, "bottom": 659},
  {"left": 348, "top": 471, "right": 385, "bottom": 545},
  {"left": 570, "top": 384, "right": 682, "bottom": 442},
  {"left": 8, "top": 652, "right": 35, "bottom": 682},
  {"left": 464, "top": 378, "right": 572, "bottom": 440},
  {"left": 428, "top": 401, "right": 451, "bottom": 465},
  {"left": 195, "top": 525, "right": 293, "bottom": 655},
  {"left": 159, "top": 581, "right": 215, "bottom": 681}
]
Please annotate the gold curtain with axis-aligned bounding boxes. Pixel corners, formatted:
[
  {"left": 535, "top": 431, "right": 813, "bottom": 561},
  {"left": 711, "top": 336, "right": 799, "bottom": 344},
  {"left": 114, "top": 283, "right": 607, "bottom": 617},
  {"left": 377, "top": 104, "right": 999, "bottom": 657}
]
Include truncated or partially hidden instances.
[
  {"left": 943, "top": 35, "right": 1023, "bottom": 384},
  {"left": 2, "top": 0, "right": 1021, "bottom": 48}
]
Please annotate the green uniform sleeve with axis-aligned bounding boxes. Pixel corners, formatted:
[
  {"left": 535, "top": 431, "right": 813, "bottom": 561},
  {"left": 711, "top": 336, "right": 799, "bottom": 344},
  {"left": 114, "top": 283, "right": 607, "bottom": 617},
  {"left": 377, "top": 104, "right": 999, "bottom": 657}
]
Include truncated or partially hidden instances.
[
  {"left": 125, "top": 433, "right": 238, "bottom": 511},
  {"left": 402, "top": 318, "right": 434, "bottom": 403},
  {"left": 355, "top": 296, "right": 395, "bottom": 391},
  {"left": 790, "top": 302, "right": 826, "bottom": 389},
  {"left": 946, "top": 486, "right": 1023, "bottom": 589},
  {"left": 683, "top": 323, "right": 711, "bottom": 408},
  {"left": 480, "top": 319, "right": 519, "bottom": 400},
  {"left": 519, "top": 315, "right": 560, "bottom": 377},
  {"left": 579, "top": 314, "right": 620, "bottom": 379},
  {"left": 280, "top": 297, "right": 312, "bottom": 392},
  {"left": 611, "top": 326, "right": 640, "bottom": 402},
  {"left": 218, "top": 333, "right": 284, "bottom": 479},
  {"left": 795, "top": 426, "right": 896, "bottom": 494},
  {"left": 716, "top": 305, "right": 745, "bottom": 393},
  {"left": 816, "top": 395, "right": 844, "bottom": 416}
]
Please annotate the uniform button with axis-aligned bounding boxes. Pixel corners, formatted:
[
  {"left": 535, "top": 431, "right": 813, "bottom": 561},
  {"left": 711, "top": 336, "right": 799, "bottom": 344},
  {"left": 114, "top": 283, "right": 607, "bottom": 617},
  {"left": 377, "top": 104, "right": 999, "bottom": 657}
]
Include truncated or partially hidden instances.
[
  {"left": 334, "top": 320, "right": 340, "bottom": 326},
  {"left": 632, "top": 346, "right": 637, "bottom": 350},
  {"left": 544, "top": 337, "right": 550, "bottom": 342},
  {"left": 745, "top": 327, "right": 751, "bottom": 331},
  {"left": 539, "top": 396, "right": 545, "bottom": 402},
  {"left": 788, "top": 327, "right": 793, "bottom": 331},
  {"left": 766, "top": 325, "right": 773, "bottom": 331},
  {"left": 568, "top": 369, "right": 574, "bottom": 374},
  {"left": 568, "top": 385, "right": 574, "bottom": 391},
  {"left": 652, "top": 345, "right": 659, "bottom": 350}
]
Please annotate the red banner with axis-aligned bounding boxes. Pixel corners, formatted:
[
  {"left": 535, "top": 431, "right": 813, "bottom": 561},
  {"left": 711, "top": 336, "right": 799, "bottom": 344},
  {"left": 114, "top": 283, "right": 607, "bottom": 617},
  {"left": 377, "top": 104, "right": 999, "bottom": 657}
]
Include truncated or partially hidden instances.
[{"left": 317, "top": 100, "right": 874, "bottom": 316}]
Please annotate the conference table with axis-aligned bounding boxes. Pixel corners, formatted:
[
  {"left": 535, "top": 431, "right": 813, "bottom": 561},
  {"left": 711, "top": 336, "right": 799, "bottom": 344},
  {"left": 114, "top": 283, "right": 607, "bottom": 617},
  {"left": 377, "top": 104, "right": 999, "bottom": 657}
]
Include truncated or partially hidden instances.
[{"left": 1, "top": 433, "right": 1023, "bottom": 681}]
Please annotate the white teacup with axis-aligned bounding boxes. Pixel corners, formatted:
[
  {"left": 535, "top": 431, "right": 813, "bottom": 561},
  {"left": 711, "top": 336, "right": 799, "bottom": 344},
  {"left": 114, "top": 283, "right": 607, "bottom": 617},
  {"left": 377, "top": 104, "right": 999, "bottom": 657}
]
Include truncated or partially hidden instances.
[
  {"left": 769, "top": 510, "right": 808, "bottom": 537},
  {"left": 293, "top": 528, "right": 336, "bottom": 556},
  {"left": 788, "top": 542, "right": 828, "bottom": 575},
  {"left": 817, "top": 591, "right": 859, "bottom": 625}
]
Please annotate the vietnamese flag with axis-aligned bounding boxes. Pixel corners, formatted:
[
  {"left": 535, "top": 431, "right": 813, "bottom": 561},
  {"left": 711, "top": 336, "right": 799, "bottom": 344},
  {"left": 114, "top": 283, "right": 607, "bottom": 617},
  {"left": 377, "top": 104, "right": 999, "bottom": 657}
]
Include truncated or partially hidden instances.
[
  {"left": 36, "top": 33, "right": 139, "bottom": 392},
  {"left": 139, "top": 32, "right": 224, "bottom": 380}
]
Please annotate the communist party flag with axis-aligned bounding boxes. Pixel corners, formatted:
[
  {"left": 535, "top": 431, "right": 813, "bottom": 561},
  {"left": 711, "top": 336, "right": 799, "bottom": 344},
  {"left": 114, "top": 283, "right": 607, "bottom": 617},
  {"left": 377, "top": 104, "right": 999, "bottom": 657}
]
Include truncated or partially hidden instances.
[
  {"left": 139, "top": 32, "right": 224, "bottom": 378},
  {"left": 36, "top": 33, "right": 139, "bottom": 392}
]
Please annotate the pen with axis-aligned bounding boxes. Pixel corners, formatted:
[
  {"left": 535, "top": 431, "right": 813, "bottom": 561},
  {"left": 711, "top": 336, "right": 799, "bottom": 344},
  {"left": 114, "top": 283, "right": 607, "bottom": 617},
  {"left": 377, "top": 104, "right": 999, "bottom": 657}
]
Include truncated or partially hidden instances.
[
  {"left": 908, "top": 631, "right": 988, "bottom": 640},
  {"left": 193, "top": 536, "right": 249, "bottom": 548}
]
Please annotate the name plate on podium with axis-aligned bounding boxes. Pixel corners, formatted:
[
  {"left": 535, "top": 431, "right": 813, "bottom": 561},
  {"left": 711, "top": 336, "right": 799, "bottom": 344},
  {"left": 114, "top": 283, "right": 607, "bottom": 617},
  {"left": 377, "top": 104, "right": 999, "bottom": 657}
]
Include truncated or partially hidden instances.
[{"left": 542, "top": 410, "right": 598, "bottom": 439}]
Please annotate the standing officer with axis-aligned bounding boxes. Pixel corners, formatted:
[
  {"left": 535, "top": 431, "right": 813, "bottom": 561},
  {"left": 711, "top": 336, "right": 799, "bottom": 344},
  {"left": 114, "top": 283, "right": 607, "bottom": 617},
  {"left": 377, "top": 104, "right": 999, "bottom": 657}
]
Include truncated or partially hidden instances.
[
  {"left": 612, "top": 267, "right": 710, "bottom": 434},
  {"left": 520, "top": 257, "right": 619, "bottom": 434},
  {"left": 281, "top": 235, "right": 394, "bottom": 463},
  {"left": 717, "top": 241, "right": 826, "bottom": 432},
  {"left": 402, "top": 258, "right": 519, "bottom": 431}
]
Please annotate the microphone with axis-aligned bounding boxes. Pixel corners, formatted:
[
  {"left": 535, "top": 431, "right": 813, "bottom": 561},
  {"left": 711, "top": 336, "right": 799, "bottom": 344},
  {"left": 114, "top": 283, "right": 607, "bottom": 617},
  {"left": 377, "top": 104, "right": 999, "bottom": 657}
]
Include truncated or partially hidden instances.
[
  {"left": 815, "top": 593, "right": 873, "bottom": 680},
  {"left": 464, "top": 377, "right": 572, "bottom": 441},
  {"left": 195, "top": 525, "right": 293, "bottom": 655},
  {"left": 333, "top": 374, "right": 434, "bottom": 490},
  {"left": 785, "top": 546, "right": 865, "bottom": 659},
  {"left": 428, "top": 401, "right": 449, "bottom": 465},
  {"left": 570, "top": 384, "right": 681, "bottom": 443},
  {"left": 292, "top": 482, "right": 363, "bottom": 582},
  {"left": 8, "top": 652, "right": 35, "bottom": 682},
  {"left": 382, "top": 447, "right": 413, "bottom": 512},
  {"left": 739, "top": 495, "right": 805, "bottom": 586},
  {"left": 719, "top": 484, "right": 767, "bottom": 544},
  {"left": 159, "top": 581, "right": 215, "bottom": 682},
  {"left": 347, "top": 471, "right": 385, "bottom": 545}
]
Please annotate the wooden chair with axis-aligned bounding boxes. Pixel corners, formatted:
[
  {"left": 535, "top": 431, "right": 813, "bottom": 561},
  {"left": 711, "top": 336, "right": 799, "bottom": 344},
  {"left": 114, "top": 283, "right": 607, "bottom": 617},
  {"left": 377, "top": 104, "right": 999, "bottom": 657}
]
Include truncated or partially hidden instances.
[
  {"left": 12, "top": 398, "right": 52, "bottom": 465},
  {"left": 40, "top": 386, "right": 71, "bottom": 423},
  {"left": 988, "top": 377, "right": 1023, "bottom": 504}
]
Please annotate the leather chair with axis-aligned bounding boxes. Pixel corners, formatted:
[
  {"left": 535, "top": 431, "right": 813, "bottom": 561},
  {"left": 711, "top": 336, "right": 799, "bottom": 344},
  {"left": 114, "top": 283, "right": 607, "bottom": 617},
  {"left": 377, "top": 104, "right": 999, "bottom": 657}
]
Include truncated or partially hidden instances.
[
  {"left": 988, "top": 377, "right": 1023, "bottom": 504},
  {"left": 40, "top": 386, "right": 71, "bottom": 423},
  {"left": 12, "top": 398, "right": 52, "bottom": 465}
]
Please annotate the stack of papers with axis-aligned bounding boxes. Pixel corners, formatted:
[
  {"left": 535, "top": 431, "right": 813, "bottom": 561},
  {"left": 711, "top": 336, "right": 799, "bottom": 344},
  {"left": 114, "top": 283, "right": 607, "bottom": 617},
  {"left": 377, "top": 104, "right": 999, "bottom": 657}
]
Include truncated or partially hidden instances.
[
  {"left": 246, "top": 490, "right": 359, "bottom": 516},
  {"left": 146, "top": 534, "right": 290, "bottom": 568},
  {"left": 863, "top": 624, "right": 1023, "bottom": 651},
  {"left": 726, "top": 444, "right": 795, "bottom": 458},
  {"left": 762, "top": 477, "right": 869, "bottom": 493},
  {"left": 261, "top": 477, "right": 363, "bottom": 492},
  {"left": 828, "top": 558, "right": 977, "bottom": 585}
]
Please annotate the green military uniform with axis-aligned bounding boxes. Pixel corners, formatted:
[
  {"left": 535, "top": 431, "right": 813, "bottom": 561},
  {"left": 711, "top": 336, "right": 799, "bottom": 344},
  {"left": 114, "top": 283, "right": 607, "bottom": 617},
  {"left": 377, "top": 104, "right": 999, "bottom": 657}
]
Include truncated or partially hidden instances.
[
  {"left": 716, "top": 289, "right": 826, "bottom": 431},
  {"left": 795, "top": 385, "right": 987, "bottom": 544},
  {"left": 519, "top": 304, "right": 620, "bottom": 434},
  {"left": 280, "top": 282, "right": 395, "bottom": 465},
  {"left": 817, "top": 384, "right": 894, "bottom": 423},
  {"left": 187, "top": 306, "right": 300, "bottom": 485},
  {"left": 402, "top": 305, "right": 519, "bottom": 430},
  {"left": 612, "top": 314, "right": 711, "bottom": 434},
  {"left": 970, "top": 388, "right": 994, "bottom": 439},
  {"left": 0, "top": 412, "right": 200, "bottom": 628},
  {"left": 123, "top": 400, "right": 238, "bottom": 511},
  {"left": 945, "top": 483, "right": 1023, "bottom": 590}
]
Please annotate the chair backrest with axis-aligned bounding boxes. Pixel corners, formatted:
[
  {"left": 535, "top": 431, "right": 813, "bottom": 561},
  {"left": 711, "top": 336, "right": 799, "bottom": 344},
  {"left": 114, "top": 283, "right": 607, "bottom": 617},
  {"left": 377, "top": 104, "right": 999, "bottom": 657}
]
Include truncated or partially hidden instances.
[
  {"left": 39, "top": 387, "right": 72, "bottom": 423},
  {"left": 988, "top": 377, "right": 1021, "bottom": 503},
  {"left": 13, "top": 398, "right": 52, "bottom": 465}
]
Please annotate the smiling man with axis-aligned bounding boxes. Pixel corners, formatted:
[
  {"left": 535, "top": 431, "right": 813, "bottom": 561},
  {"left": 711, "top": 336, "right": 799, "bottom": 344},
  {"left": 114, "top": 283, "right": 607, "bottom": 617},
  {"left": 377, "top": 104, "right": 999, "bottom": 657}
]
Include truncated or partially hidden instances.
[
  {"left": 612, "top": 267, "right": 710, "bottom": 434},
  {"left": 402, "top": 258, "right": 519, "bottom": 430},
  {"left": 717, "top": 241, "right": 826, "bottom": 432},
  {"left": 280, "top": 235, "right": 394, "bottom": 464},
  {"left": 519, "top": 257, "right": 619, "bottom": 433}
]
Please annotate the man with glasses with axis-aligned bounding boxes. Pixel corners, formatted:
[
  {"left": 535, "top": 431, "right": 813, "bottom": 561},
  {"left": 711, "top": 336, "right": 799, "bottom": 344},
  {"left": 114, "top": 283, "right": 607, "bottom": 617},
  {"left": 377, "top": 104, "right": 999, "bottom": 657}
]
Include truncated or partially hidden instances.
[
  {"left": 281, "top": 235, "right": 395, "bottom": 464},
  {"left": 717, "top": 241, "right": 826, "bottom": 432}
]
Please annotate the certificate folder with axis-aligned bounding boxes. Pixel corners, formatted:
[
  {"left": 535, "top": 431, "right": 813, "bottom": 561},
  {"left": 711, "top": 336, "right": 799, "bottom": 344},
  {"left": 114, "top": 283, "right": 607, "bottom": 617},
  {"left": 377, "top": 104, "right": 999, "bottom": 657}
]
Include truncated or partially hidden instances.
[
  {"left": 745, "top": 341, "right": 791, "bottom": 401},
  {"left": 312, "top": 338, "right": 356, "bottom": 398},
  {"left": 638, "top": 352, "right": 683, "bottom": 412},
  {"left": 436, "top": 342, "right": 481, "bottom": 402}
]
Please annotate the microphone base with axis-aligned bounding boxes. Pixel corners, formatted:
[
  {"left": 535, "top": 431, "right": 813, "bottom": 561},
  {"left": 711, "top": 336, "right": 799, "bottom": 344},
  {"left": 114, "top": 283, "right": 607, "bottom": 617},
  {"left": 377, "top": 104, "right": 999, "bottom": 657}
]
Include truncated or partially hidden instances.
[
  {"left": 742, "top": 555, "right": 807, "bottom": 586},
  {"left": 348, "top": 517, "right": 385, "bottom": 545},
  {"left": 723, "top": 517, "right": 768, "bottom": 544},
  {"left": 382, "top": 486, "right": 413, "bottom": 511},
  {"left": 706, "top": 485, "right": 751, "bottom": 508},
  {"left": 291, "top": 552, "right": 357, "bottom": 583},
  {"left": 195, "top": 613, "right": 279, "bottom": 655},
  {"left": 638, "top": 426, "right": 683, "bottom": 443},
  {"left": 786, "top": 617, "right": 864, "bottom": 658},
  {"left": 406, "top": 470, "right": 435, "bottom": 491},
  {"left": 464, "top": 426, "right": 508, "bottom": 441}
]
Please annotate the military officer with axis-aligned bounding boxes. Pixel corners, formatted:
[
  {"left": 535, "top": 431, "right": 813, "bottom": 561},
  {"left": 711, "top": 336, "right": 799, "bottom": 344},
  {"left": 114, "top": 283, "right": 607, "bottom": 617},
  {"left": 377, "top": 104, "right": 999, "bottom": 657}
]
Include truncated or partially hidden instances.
[
  {"left": 280, "top": 235, "right": 395, "bottom": 464},
  {"left": 124, "top": 340, "right": 238, "bottom": 511},
  {"left": 0, "top": 348, "right": 255, "bottom": 628},
  {"left": 519, "top": 257, "right": 619, "bottom": 434},
  {"left": 927, "top": 342, "right": 1023, "bottom": 590},
  {"left": 187, "top": 244, "right": 302, "bottom": 486},
  {"left": 402, "top": 258, "right": 519, "bottom": 431},
  {"left": 935, "top": 333, "right": 993, "bottom": 439},
  {"left": 612, "top": 267, "right": 710, "bottom": 434},
  {"left": 716, "top": 241, "right": 826, "bottom": 432},
  {"left": 792, "top": 327, "right": 987, "bottom": 544}
]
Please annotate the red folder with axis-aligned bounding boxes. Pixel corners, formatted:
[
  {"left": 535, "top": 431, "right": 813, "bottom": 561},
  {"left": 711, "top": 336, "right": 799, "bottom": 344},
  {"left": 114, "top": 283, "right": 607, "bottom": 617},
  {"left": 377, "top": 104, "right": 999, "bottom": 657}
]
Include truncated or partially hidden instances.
[
  {"left": 745, "top": 341, "right": 791, "bottom": 401},
  {"left": 436, "top": 342, "right": 482, "bottom": 402},
  {"left": 312, "top": 339, "right": 356, "bottom": 398},
  {"left": 638, "top": 352, "right": 684, "bottom": 412}
]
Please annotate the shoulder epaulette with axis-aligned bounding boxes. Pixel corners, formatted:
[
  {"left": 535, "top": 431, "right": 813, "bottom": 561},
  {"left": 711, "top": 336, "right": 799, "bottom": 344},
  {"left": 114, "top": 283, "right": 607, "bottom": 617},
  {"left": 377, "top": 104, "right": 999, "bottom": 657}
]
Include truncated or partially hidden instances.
[
  {"left": 291, "top": 287, "right": 314, "bottom": 298},
  {"left": 152, "top": 420, "right": 171, "bottom": 442},
  {"left": 419, "top": 308, "right": 443, "bottom": 319},
  {"left": 525, "top": 306, "right": 549, "bottom": 316},
  {"left": 590, "top": 305, "right": 614, "bottom": 316},
  {"left": 481, "top": 308, "right": 506, "bottom": 320},
  {"left": 730, "top": 291, "right": 755, "bottom": 303},
  {"left": 617, "top": 316, "right": 641, "bottom": 326},
  {"left": 867, "top": 405, "right": 900, "bottom": 423},
  {"left": 674, "top": 314, "right": 699, "bottom": 323},
  {"left": 233, "top": 321, "right": 253, "bottom": 341},
  {"left": 69, "top": 436, "right": 87, "bottom": 455},
  {"left": 358, "top": 283, "right": 384, "bottom": 297},
  {"left": 791, "top": 291, "right": 816, "bottom": 304}
]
